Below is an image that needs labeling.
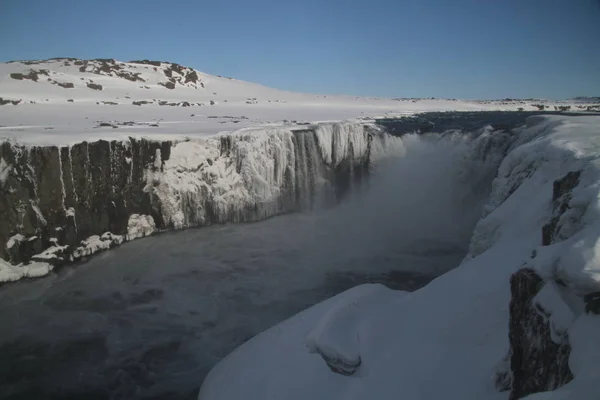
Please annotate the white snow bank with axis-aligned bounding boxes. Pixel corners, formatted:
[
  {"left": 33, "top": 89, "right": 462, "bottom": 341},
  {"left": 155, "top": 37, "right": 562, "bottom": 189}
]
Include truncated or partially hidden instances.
[
  {"left": 305, "top": 284, "right": 406, "bottom": 375},
  {"left": 126, "top": 214, "right": 156, "bottom": 240},
  {"left": 200, "top": 115, "right": 600, "bottom": 400},
  {"left": 533, "top": 282, "right": 577, "bottom": 342},
  {"left": 0, "top": 258, "right": 53, "bottom": 282},
  {"left": 6, "top": 233, "right": 25, "bottom": 249},
  {"left": 71, "top": 232, "right": 123, "bottom": 260},
  {"left": 31, "top": 245, "right": 69, "bottom": 262}
]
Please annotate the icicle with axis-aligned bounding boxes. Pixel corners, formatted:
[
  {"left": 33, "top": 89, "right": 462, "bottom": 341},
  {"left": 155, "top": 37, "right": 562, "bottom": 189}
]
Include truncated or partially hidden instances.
[
  {"left": 68, "top": 146, "right": 78, "bottom": 203},
  {"left": 128, "top": 139, "right": 133, "bottom": 184},
  {"left": 57, "top": 146, "right": 66, "bottom": 211},
  {"left": 108, "top": 140, "right": 115, "bottom": 195},
  {"left": 85, "top": 142, "right": 91, "bottom": 207}
]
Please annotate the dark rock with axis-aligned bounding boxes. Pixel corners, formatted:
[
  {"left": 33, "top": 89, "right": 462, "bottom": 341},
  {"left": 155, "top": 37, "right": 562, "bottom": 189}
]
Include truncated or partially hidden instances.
[
  {"left": 10, "top": 70, "right": 43, "bottom": 82},
  {"left": 98, "top": 62, "right": 112, "bottom": 74},
  {"left": 87, "top": 83, "right": 103, "bottom": 91},
  {"left": 542, "top": 171, "right": 581, "bottom": 245},
  {"left": 584, "top": 292, "right": 600, "bottom": 314},
  {"left": 158, "top": 81, "right": 175, "bottom": 90},
  {"left": 506, "top": 268, "right": 573, "bottom": 400},
  {"left": 67, "top": 99, "right": 74, "bottom": 102},
  {"left": 321, "top": 354, "right": 361, "bottom": 376},
  {"left": 129, "top": 59, "right": 162, "bottom": 67},
  {"left": 0, "top": 98, "right": 22, "bottom": 106},
  {"left": 184, "top": 70, "right": 199, "bottom": 84},
  {"left": 220, "top": 136, "right": 233, "bottom": 156},
  {"left": 92, "top": 58, "right": 116, "bottom": 63}
]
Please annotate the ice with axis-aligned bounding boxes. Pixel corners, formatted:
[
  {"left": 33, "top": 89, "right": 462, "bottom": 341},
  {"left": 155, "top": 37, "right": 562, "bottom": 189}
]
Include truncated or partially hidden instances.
[
  {"left": 147, "top": 122, "right": 402, "bottom": 230},
  {"left": 0, "top": 157, "right": 11, "bottom": 188},
  {"left": 70, "top": 232, "right": 124, "bottom": 260},
  {"left": 126, "top": 214, "right": 156, "bottom": 240}
]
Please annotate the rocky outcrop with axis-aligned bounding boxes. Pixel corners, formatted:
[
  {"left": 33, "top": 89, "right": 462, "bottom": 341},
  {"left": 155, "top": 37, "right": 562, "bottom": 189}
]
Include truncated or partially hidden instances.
[
  {"left": 86, "top": 82, "right": 103, "bottom": 91},
  {"left": 0, "top": 123, "right": 390, "bottom": 281},
  {"left": 0, "top": 139, "right": 167, "bottom": 268},
  {"left": 503, "top": 269, "right": 573, "bottom": 400},
  {"left": 542, "top": 171, "right": 581, "bottom": 245},
  {"left": 498, "top": 171, "right": 585, "bottom": 399},
  {"left": 9, "top": 69, "right": 48, "bottom": 82}
]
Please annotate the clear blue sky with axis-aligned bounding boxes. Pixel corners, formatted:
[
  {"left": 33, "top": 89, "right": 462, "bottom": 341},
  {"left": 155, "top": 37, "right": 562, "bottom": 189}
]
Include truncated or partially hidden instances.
[{"left": 1, "top": 0, "right": 598, "bottom": 99}]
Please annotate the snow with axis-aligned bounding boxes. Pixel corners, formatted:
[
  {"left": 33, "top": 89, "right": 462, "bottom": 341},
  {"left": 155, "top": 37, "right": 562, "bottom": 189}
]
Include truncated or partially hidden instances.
[
  {"left": 145, "top": 122, "right": 402, "bottom": 230},
  {"left": 70, "top": 232, "right": 123, "bottom": 260},
  {"left": 522, "top": 315, "right": 600, "bottom": 400},
  {"left": 0, "top": 157, "right": 11, "bottom": 188},
  {"left": 0, "top": 258, "right": 53, "bottom": 282},
  {"left": 305, "top": 284, "right": 407, "bottom": 375},
  {"left": 30, "top": 245, "right": 69, "bottom": 262},
  {"left": 533, "top": 282, "right": 577, "bottom": 342},
  {"left": 6, "top": 233, "right": 25, "bottom": 249},
  {"left": 200, "top": 115, "right": 600, "bottom": 400},
  {"left": 126, "top": 214, "right": 156, "bottom": 240},
  {"left": 0, "top": 58, "right": 592, "bottom": 146}
]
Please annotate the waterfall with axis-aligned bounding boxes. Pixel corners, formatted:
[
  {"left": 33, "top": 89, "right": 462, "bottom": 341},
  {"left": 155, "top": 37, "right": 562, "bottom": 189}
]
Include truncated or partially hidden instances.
[{"left": 0, "top": 121, "right": 400, "bottom": 274}]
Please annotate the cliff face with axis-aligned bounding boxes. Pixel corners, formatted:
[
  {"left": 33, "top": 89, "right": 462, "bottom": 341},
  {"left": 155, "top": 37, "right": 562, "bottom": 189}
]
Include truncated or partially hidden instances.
[
  {"left": 504, "top": 268, "right": 574, "bottom": 399},
  {"left": 0, "top": 139, "right": 168, "bottom": 268},
  {"left": 497, "top": 171, "right": 587, "bottom": 399},
  {"left": 0, "top": 123, "right": 391, "bottom": 281}
]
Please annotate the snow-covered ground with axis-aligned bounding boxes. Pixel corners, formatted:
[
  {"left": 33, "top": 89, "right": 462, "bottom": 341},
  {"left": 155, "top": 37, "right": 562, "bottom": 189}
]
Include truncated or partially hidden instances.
[
  {"left": 199, "top": 115, "right": 600, "bottom": 400},
  {"left": 0, "top": 58, "right": 593, "bottom": 145}
]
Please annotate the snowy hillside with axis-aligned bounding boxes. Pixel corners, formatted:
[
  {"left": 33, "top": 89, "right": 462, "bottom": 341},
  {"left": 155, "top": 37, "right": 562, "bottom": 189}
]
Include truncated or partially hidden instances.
[
  {"left": 0, "top": 58, "right": 595, "bottom": 145},
  {"left": 200, "top": 115, "right": 600, "bottom": 400}
]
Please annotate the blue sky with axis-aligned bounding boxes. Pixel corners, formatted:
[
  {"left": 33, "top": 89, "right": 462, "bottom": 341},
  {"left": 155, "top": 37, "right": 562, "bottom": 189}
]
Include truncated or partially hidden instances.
[{"left": 1, "top": 0, "right": 598, "bottom": 99}]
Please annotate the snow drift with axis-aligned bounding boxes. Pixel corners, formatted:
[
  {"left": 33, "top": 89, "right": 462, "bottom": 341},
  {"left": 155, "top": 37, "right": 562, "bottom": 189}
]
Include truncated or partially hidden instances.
[{"left": 199, "top": 115, "right": 600, "bottom": 400}]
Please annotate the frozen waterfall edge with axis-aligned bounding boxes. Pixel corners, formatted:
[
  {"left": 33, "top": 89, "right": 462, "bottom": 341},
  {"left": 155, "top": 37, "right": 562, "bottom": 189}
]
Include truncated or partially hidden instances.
[{"left": 0, "top": 123, "right": 402, "bottom": 282}]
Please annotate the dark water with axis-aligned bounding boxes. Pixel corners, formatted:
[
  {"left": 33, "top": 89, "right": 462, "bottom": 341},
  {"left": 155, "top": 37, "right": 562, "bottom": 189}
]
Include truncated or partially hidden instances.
[
  {"left": 376, "top": 110, "right": 599, "bottom": 136},
  {"left": 0, "top": 216, "right": 463, "bottom": 400},
  {"left": 0, "top": 119, "right": 498, "bottom": 400}
]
